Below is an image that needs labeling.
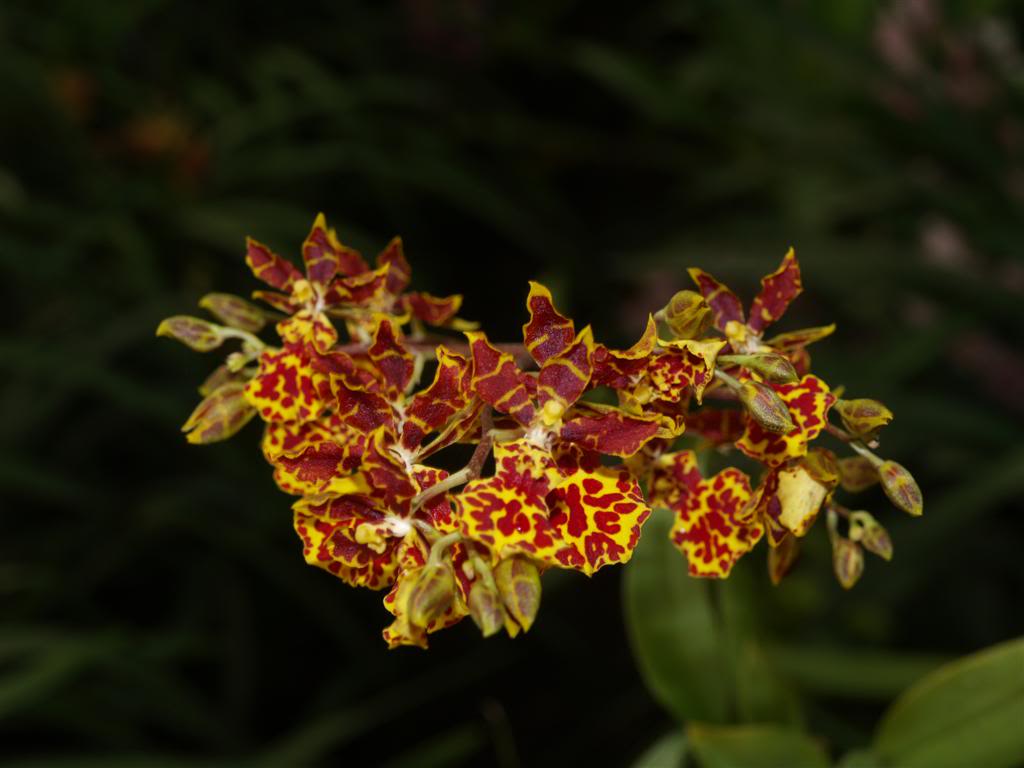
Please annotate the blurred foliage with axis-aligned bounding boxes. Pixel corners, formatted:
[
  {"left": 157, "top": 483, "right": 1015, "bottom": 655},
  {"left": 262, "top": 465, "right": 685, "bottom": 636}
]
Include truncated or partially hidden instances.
[{"left": 1, "top": 0, "right": 1022, "bottom": 765}]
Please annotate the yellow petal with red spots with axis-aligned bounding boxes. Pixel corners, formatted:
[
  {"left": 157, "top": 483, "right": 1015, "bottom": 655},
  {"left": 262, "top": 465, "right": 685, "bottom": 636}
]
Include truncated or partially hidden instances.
[
  {"left": 522, "top": 281, "right": 575, "bottom": 365},
  {"left": 325, "top": 264, "right": 391, "bottom": 306},
  {"left": 688, "top": 267, "right": 745, "bottom": 332},
  {"left": 650, "top": 451, "right": 763, "bottom": 578},
  {"left": 292, "top": 493, "right": 410, "bottom": 589},
  {"left": 261, "top": 418, "right": 365, "bottom": 495},
  {"left": 592, "top": 315, "right": 657, "bottom": 390},
  {"left": 181, "top": 382, "right": 256, "bottom": 444},
  {"left": 684, "top": 408, "right": 745, "bottom": 446},
  {"left": 244, "top": 347, "right": 326, "bottom": 423},
  {"left": 455, "top": 439, "right": 563, "bottom": 565},
  {"left": 546, "top": 445, "right": 651, "bottom": 575},
  {"left": 735, "top": 375, "right": 836, "bottom": 468},
  {"left": 537, "top": 326, "right": 594, "bottom": 417},
  {"left": 360, "top": 426, "right": 418, "bottom": 515},
  {"left": 748, "top": 248, "right": 803, "bottom": 333},
  {"left": 651, "top": 338, "right": 727, "bottom": 404},
  {"left": 276, "top": 310, "right": 338, "bottom": 355},
  {"left": 467, "top": 332, "right": 536, "bottom": 427}
]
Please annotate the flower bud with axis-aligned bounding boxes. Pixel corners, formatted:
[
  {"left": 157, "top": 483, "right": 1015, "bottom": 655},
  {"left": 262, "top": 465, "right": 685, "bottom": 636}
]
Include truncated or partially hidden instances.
[
  {"left": 832, "top": 537, "right": 864, "bottom": 589},
  {"left": 468, "top": 579, "right": 505, "bottom": 638},
  {"left": 199, "top": 292, "right": 266, "bottom": 332},
  {"left": 724, "top": 353, "right": 799, "bottom": 384},
  {"left": 878, "top": 461, "right": 923, "bottom": 517},
  {"left": 494, "top": 556, "right": 541, "bottom": 632},
  {"left": 848, "top": 511, "right": 893, "bottom": 561},
  {"left": 837, "top": 456, "right": 878, "bottom": 493},
  {"left": 738, "top": 380, "right": 795, "bottom": 434},
  {"left": 768, "top": 534, "right": 800, "bottom": 586},
  {"left": 181, "top": 382, "right": 256, "bottom": 444},
  {"left": 836, "top": 399, "right": 893, "bottom": 438},
  {"left": 407, "top": 562, "right": 456, "bottom": 629},
  {"left": 157, "top": 315, "right": 227, "bottom": 352},
  {"left": 663, "top": 290, "right": 712, "bottom": 339}
]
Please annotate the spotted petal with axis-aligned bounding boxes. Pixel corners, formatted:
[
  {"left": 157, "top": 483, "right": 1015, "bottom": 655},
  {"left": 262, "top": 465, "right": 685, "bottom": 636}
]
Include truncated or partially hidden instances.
[
  {"left": 546, "top": 445, "right": 651, "bottom": 575},
  {"left": 402, "top": 292, "right": 463, "bottom": 326},
  {"left": 301, "top": 213, "right": 342, "bottom": 288},
  {"left": 688, "top": 268, "right": 745, "bottom": 332},
  {"left": 456, "top": 440, "right": 563, "bottom": 564},
  {"left": 244, "top": 347, "right": 326, "bottom": 423},
  {"left": 560, "top": 402, "right": 679, "bottom": 457},
  {"left": 376, "top": 236, "right": 411, "bottom": 297},
  {"left": 592, "top": 315, "right": 657, "bottom": 390},
  {"left": 537, "top": 326, "right": 594, "bottom": 413},
  {"left": 401, "top": 347, "right": 474, "bottom": 451},
  {"left": 748, "top": 248, "right": 803, "bottom": 333},
  {"left": 368, "top": 317, "right": 414, "bottom": 398},
  {"left": 736, "top": 375, "right": 836, "bottom": 468},
  {"left": 650, "top": 338, "right": 727, "bottom": 404},
  {"left": 650, "top": 451, "right": 763, "bottom": 578}
]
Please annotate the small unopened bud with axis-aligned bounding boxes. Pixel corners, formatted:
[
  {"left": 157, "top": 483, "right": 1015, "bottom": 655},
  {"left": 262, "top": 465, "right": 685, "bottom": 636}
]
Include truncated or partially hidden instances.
[
  {"left": 738, "top": 380, "right": 795, "bottom": 434},
  {"left": 407, "top": 562, "right": 456, "bottom": 628},
  {"left": 494, "top": 556, "right": 541, "bottom": 632},
  {"left": 836, "top": 399, "right": 893, "bottom": 438},
  {"left": 837, "top": 456, "right": 879, "bottom": 493},
  {"left": 157, "top": 315, "right": 227, "bottom": 352},
  {"left": 878, "top": 461, "right": 923, "bottom": 517},
  {"left": 468, "top": 580, "right": 505, "bottom": 638},
  {"left": 723, "top": 353, "right": 798, "bottom": 384},
  {"left": 832, "top": 537, "right": 864, "bottom": 589},
  {"left": 768, "top": 534, "right": 800, "bottom": 586},
  {"left": 181, "top": 382, "right": 256, "bottom": 444},
  {"left": 848, "top": 511, "right": 893, "bottom": 561},
  {"left": 199, "top": 293, "right": 266, "bottom": 332},
  {"left": 663, "top": 290, "right": 712, "bottom": 339}
]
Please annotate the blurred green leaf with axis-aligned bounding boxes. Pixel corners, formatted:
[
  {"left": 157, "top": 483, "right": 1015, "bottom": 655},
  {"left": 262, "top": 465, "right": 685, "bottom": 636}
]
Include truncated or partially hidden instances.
[
  {"left": 873, "top": 636, "right": 1024, "bottom": 768},
  {"left": 687, "top": 723, "right": 829, "bottom": 768},
  {"left": 632, "top": 730, "right": 687, "bottom": 768},
  {"left": 623, "top": 508, "right": 730, "bottom": 723}
]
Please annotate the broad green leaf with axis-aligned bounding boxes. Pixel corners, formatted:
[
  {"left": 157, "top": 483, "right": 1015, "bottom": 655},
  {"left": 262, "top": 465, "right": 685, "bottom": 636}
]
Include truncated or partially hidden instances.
[
  {"left": 687, "top": 723, "right": 829, "bottom": 768},
  {"left": 633, "top": 731, "right": 687, "bottom": 768},
  {"left": 623, "top": 508, "right": 730, "bottom": 723},
  {"left": 874, "top": 636, "right": 1024, "bottom": 768}
]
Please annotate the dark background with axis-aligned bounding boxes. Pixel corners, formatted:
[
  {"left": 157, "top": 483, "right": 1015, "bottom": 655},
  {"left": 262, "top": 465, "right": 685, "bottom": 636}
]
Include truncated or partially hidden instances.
[{"left": 2, "top": 1, "right": 1022, "bottom": 765}]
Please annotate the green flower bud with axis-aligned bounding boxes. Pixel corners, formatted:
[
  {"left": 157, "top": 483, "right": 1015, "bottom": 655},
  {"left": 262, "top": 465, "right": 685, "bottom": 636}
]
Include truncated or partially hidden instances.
[
  {"left": 836, "top": 398, "right": 893, "bottom": 438},
  {"left": 199, "top": 292, "right": 266, "bottom": 332},
  {"left": 878, "top": 461, "right": 923, "bottom": 517},
  {"left": 663, "top": 290, "right": 712, "bottom": 340},
  {"left": 738, "top": 380, "right": 796, "bottom": 434},
  {"left": 848, "top": 511, "right": 893, "bottom": 561},
  {"left": 407, "top": 562, "right": 456, "bottom": 628},
  {"left": 768, "top": 534, "right": 800, "bottom": 586},
  {"left": 468, "top": 579, "right": 505, "bottom": 638},
  {"left": 722, "top": 353, "right": 799, "bottom": 384},
  {"left": 494, "top": 556, "right": 541, "bottom": 632},
  {"left": 156, "top": 315, "right": 228, "bottom": 352},
  {"left": 832, "top": 537, "right": 864, "bottom": 589}
]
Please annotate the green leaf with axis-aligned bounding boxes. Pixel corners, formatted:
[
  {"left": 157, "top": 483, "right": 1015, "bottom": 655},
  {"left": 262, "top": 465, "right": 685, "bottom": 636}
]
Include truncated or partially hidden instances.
[
  {"left": 874, "top": 636, "right": 1024, "bottom": 768},
  {"left": 687, "top": 723, "right": 830, "bottom": 768},
  {"left": 623, "top": 508, "right": 730, "bottom": 723},
  {"left": 632, "top": 731, "right": 687, "bottom": 768}
]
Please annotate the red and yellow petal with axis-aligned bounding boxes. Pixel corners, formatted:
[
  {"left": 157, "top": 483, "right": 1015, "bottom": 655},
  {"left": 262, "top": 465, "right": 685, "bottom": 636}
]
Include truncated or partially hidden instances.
[
  {"left": 467, "top": 332, "right": 536, "bottom": 427},
  {"left": 301, "top": 212, "right": 342, "bottom": 288},
  {"left": 360, "top": 426, "right": 418, "bottom": 515},
  {"left": 688, "top": 267, "right": 745, "bottom": 332},
  {"left": 244, "top": 347, "right": 326, "bottom": 423},
  {"left": 537, "top": 326, "right": 594, "bottom": 417},
  {"left": 292, "top": 494, "right": 405, "bottom": 589},
  {"left": 748, "top": 248, "right": 803, "bottom": 333},
  {"left": 401, "top": 346, "right": 473, "bottom": 451},
  {"left": 546, "top": 445, "right": 651, "bottom": 575},
  {"left": 650, "top": 338, "right": 727, "bottom": 404},
  {"left": 455, "top": 439, "right": 563, "bottom": 564},
  {"left": 560, "top": 402, "right": 678, "bottom": 458},
  {"left": 261, "top": 418, "right": 365, "bottom": 495},
  {"left": 325, "top": 264, "right": 392, "bottom": 306},
  {"left": 376, "top": 236, "right": 412, "bottom": 297},
  {"left": 735, "top": 375, "right": 836, "bottom": 468},
  {"left": 245, "top": 237, "right": 302, "bottom": 292},
  {"left": 402, "top": 292, "right": 463, "bottom": 326},
  {"left": 368, "top": 316, "right": 414, "bottom": 398},
  {"left": 592, "top": 315, "right": 657, "bottom": 390},
  {"left": 276, "top": 310, "right": 338, "bottom": 355},
  {"left": 522, "top": 281, "right": 575, "bottom": 365},
  {"left": 765, "top": 324, "right": 836, "bottom": 352},
  {"left": 181, "top": 382, "right": 256, "bottom": 444},
  {"left": 684, "top": 408, "right": 745, "bottom": 445}
]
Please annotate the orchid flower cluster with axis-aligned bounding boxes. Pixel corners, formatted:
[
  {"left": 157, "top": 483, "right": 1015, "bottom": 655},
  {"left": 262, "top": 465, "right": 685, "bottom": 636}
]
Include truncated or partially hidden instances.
[{"left": 158, "top": 214, "right": 923, "bottom": 649}]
